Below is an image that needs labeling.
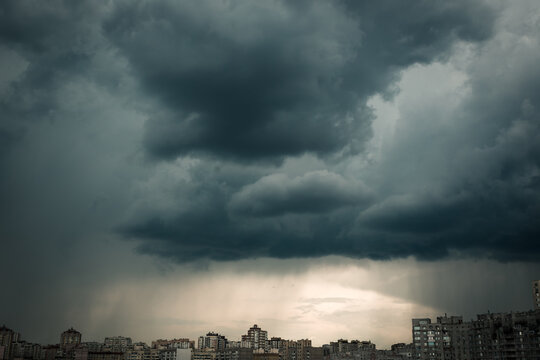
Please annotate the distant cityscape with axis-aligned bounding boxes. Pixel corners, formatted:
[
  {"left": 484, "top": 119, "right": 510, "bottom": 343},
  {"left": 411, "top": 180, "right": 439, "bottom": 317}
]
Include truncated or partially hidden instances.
[{"left": 2, "top": 281, "right": 540, "bottom": 360}]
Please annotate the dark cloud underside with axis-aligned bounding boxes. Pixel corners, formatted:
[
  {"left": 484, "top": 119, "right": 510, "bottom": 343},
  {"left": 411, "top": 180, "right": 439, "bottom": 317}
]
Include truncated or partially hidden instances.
[
  {"left": 2, "top": 0, "right": 540, "bottom": 264},
  {"left": 104, "top": 0, "right": 493, "bottom": 160}
]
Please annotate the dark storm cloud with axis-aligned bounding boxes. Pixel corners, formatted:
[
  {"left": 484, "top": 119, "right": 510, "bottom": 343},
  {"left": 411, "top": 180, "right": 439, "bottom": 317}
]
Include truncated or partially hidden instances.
[
  {"left": 353, "top": 9, "right": 540, "bottom": 262},
  {"left": 112, "top": 0, "right": 515, "bottom": 262},
  {"left": 228, "top": 171, "right": 372, "bottom": 217},
  {"left": 2, "top": 0, "right": 539, "bottom": 265},
  {"left": 103, "top": 0, "right": 493, "bottom": 160},
  {"left": 121, "top": 164, "right": 356, "bottom": 261},
  {"left": 0, "top": 1, "right": 106, "bottom": 158},
  {"left": 119, "top": 1, "right": 540, "bottom": 263}
]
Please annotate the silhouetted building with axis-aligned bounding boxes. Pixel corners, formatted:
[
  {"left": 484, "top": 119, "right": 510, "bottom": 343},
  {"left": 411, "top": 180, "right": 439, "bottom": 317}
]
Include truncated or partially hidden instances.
[
  {"left": 253, "top": 350, "right": 278, "bottom": 360},
  {"left": 87, "top": 352, "right": 123, "bottom": 360},
  {"left": 533, "top": 280, "right": 540, "bottom": 310},
  {"left": 60, "top": 329, "right": 82, "bottom": 350},
  {"left": 11, "top": 341, "right": 41, "bottom": 360},
  {"left": 125, "top": 348, "right": 160, "bottom": 360},
  {"left": 0, "top": 325, "right": 16, "bottom": 360},
  {"left": 389, "top": 343, "right": 412, "bottom": 359},
  {"left": 103, "top": 337, "right": 131, "bottom": 352},
  {"left": 41, "top": 345, "right": 60, "bottom": 360}
]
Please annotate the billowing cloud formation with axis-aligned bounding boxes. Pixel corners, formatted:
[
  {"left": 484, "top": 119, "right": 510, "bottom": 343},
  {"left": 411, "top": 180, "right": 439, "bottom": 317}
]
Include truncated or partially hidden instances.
[
  {"left": 119, "top": 1, "right": 540, "bottom": 262},
  {"left": 104, "top": 0, "right": 492, "bottom": 160},
  {"left": 1, "top": 0, "right": 539, "bottom": 266},
  {"left": 229, "top": 171, "right": 372, "bottom": 216}
]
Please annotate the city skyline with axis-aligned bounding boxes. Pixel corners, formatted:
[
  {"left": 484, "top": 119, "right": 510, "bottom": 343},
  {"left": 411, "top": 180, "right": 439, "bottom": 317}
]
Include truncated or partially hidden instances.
[
  {"left": 1, "top": 0, "right": 540, "bottom": 352},
  {"left": 3, "top": 278, "right": 540, "bottom": 349},
  {"left": 3, "top": 302, "right": 540, "bottom": 359}
]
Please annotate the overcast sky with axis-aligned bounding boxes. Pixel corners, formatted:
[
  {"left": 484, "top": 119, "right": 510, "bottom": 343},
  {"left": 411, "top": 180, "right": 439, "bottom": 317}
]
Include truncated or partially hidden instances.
[{"left": 1, "top": 0, "right": 540, "bottom": 349}]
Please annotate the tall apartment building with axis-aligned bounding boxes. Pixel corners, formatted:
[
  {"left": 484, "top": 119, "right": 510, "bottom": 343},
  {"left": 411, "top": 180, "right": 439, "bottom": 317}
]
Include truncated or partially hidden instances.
[
  {"left": 413, "top": 310, "right": 540, "bottom": 360},
  {"left": 0, "top": 325, "right": 16, "bottom": 360},
  {"left": 61, "top": 328, "right": 82, "bottom": 349},
  {"left": 241, "top": 326, "right": 267, "bottom": 351},
  {"left": 11, "top": 341, "right": 42, "bottom": 360},
  {"left": 412, "top": 317, "right": 456, "bottom": 360},
  {"left": 533, "top": 280, "right": 540, "bottom": 310}
]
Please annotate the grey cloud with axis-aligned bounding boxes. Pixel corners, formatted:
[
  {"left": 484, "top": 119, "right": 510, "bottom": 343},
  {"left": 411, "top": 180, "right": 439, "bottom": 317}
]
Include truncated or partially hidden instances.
[
  {"left": 1, "top": 0, "right": 538, "bottom": 267},
  {"left": 357, "top": 193, "right": 470, "bottom": 234},
  {"left": 0, "top": 1, "right": 113, "bottom": 159},
  {"left": 350, "top": 2, "right": 540, "bottom": 262},
  {"left": 228, "top": 171, "right": 372, "bottom": 217},
  {"left": 121, "top": 1, "right": 540, "bottom": 263},
  {"left": 103, "top": 0, "right": 494, "bottom": 160}
]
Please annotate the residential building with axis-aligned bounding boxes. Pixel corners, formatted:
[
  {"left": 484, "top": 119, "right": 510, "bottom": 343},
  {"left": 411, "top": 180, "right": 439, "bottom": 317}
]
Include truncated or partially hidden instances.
[
  {"left": 152, "top": 340, "right": 192, "bottom": 350},
  {"left": 389, "top": 344, "right": 412, "bottom": 359},
  {"left": 412, "top": 316, "right": 456, "bottom": 360},
  {"left": 125, "top": 348, "right": 160, "bottom": 360},
  {"left": 87, "top": 352, "right": 124, "bottom": 360},
  {"left": 192, "top": 350, "right": 216, "bottom": 360},
  {"left": 412, "top": 310, "right": 540, "bottom": 359},
  {"left": 0, "top": 326, "right": 15, "bottom": 360},
  {"left": 253, "top": 349, "right": 279, "bottom": 360},
  {"left": 11, "top": 341, "right": 41, "bottom": 360},
  {"left": 159, "top": 348, "right": 178, "bottom": 360},
  {"left": 198, "top": 333, "right": 227, "bottom": 351},
  {"left": 241, "top": 326, "right": 267, "bottom": 351},
  {"left": 533, "top": 280, "right": 540, "bottom": 310},
  {"left": 103, "top": 337, "right": 132, "bottom": 352},
  {"left": 176, "top": 349, "right": 193, "bottom": 360},
  {"left": 60, "top": 329, "right": 82, "bottom": 350}
]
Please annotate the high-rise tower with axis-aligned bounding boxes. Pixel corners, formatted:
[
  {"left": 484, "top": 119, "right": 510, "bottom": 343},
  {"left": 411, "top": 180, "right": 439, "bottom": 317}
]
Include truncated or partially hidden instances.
[
  {"left": 241, "top": 325, "right": 268, "bottom": 351},
  {"left": 533, "top": 280, "right": 540, "bottom": 310}
]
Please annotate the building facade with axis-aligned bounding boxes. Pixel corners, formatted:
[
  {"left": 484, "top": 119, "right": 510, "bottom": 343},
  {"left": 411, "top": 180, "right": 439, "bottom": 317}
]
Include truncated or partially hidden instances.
[
  {"left": 533, "top": 280, "right": 540, "bottom": 310},
  {"left": 413, "top": 310, "right": 540, "bottom": 360},
  {"left": 60, "top": 329, "right": 82, "bottom": 350},
  {"left": 241, "top": 326, "right": 268, "bottom": 351}
]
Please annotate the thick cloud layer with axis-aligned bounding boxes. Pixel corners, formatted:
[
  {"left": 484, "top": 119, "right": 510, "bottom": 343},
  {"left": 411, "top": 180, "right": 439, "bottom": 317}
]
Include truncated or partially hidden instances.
[
  {"left": 229, "top": 171, "right": 372, "bottom": 217},
  {"left": 1, "top": 0, "right": 539, "bottom": 266},
  {"left": 104, "top": 0, "right": 492, "bottom": 160}
]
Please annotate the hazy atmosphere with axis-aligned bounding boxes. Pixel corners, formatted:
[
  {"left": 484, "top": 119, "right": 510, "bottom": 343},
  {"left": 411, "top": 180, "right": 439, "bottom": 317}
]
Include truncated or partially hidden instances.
[{"left": 1, "top": 0, "right": 540, "bottom": 349}]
